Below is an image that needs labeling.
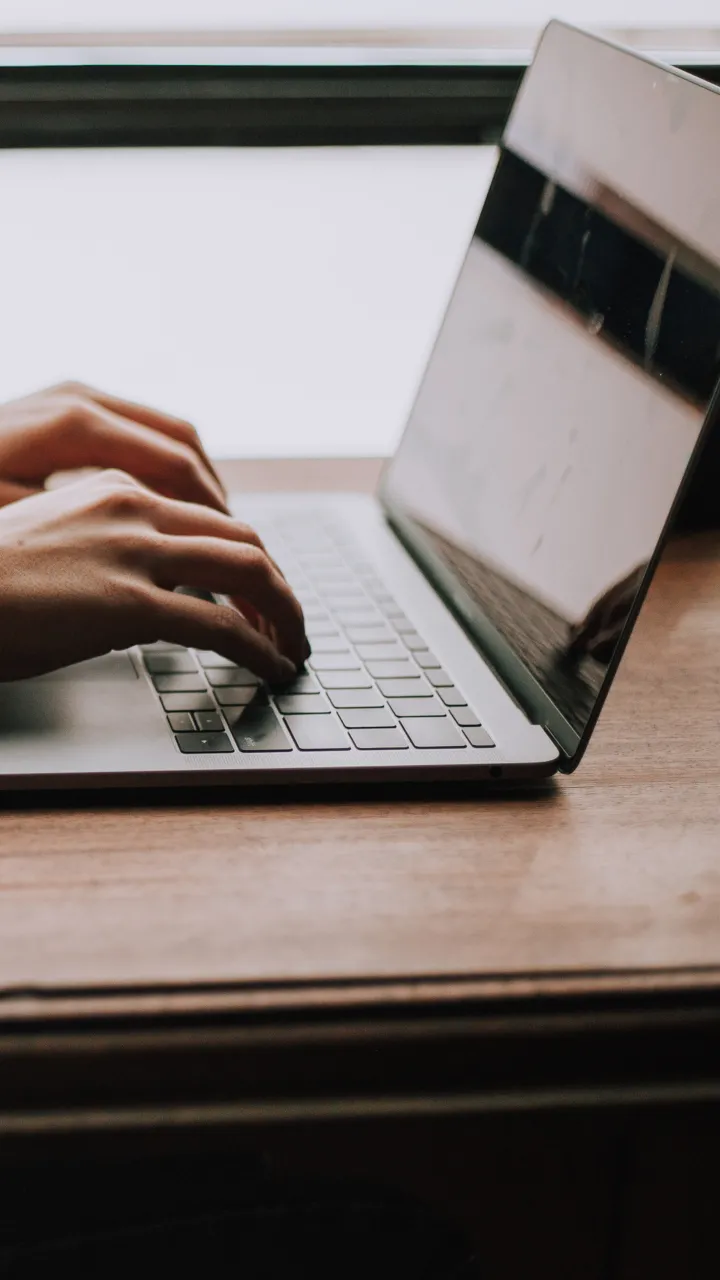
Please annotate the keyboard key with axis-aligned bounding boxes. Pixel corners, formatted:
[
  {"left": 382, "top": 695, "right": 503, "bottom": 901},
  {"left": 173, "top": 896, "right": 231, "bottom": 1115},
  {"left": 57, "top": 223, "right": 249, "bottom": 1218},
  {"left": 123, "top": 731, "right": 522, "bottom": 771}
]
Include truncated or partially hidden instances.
[
  {"left": 308, "top": 653, "right": 360, "bottom": 671},
  {"left": 306, "top": 635, "right": 347, "bottom": 653},
  {"left": 300, "top": 554, "right": 345, "bottom": 570},
  {"left": 376, "top": 677, "right": 430, "bottom": 698},
  {"left": 145, "top": 652, "right": 198, "bottom": 674},
  {"left": 413, "top": 650, "right": 442, "bottom": 669},
  {"left": 349, "top": 728, "right": 408, "bottom": 750},
  {"left": 327, "top": 688, "right": 384, "bottom": 709},
  {"left": 391, "top": 616, "right": 416, "bottom": 634},
  {"left": 426, "top": 669, "right": 453, "bottom": 688},
  {"left": 287, "top": 537, "right": 334, "bottom": 553},
  {"left": 355, "top": 643, "right": 405, "bottom": 661},
  {"left": 316, "top": 580, "right": 365, "bottom": 595},
  {"left": 195, "top": 711, "right": 224, "bottom": 732},
  {"left": 317, "top": 671, "right": 372, "bottom": 689},
  {"left": 285, "top": 716, "right": 350, "bottom": 751},
  {"left": 161, "top": 692, "right": 214, "bottom": 713},
  {"left": 389, "top": 697, "right": 445, "bottom": 718},
  {"left": 216, "top": 687, "right": 267, "bottom": 707},
  {"left": 345, "top": 626, "right": 394, "bottom": 645},
  {"left": 167, "top": 711, "right": 195, "bottom": 732},
  {"left": 363, "top": 585, "right": 396, "bottom": 605},
  {"left": 338, "top": 707, "right": 396, "bottom": 729},
  {"left": 175, "top": 731, "right": 234, "bottom": 754},
  {"left": 305, "top": 621, "right": 339, "bottom": 638},
  {"left": 335, "top": 608, "right": 383, "bottom": 625},
  {"left": 321, "top": 594, "right": 368, "bottom": 611},
  {"left": 438, "top": 687, "right": 467, "bottom": 707},
  {"left": 401, "top": 632, "right": 427, "bottom": 650},
  {"left": 451, "top": 707, "right": 482, "bottom": 728},
  {"left": 464, "top": 726, "right": 495, "bottom": 747},
  {"left": 275, "top": 694, "right": 330, "bottom": 715},
  {"left": 403, "top": 719, "right": 466, "bottom": 749},
  {"left": 207, "top": 668, "right": 259, "bottom": 687},
  {"left": 304, "top": 607, "right": 334, "bottom": 623},
  {"left": 274, "top": 672, "right": 318, "bottom": 694},
  {"left": 333, "top": 619, "right": 384, "bottom": 634},
  {"left": 140, "top": 642, "right": 185, "bottom": 652},
  {"left": 228, "top": 704, "right": 292, "bottom": 752},
  {"left": 153, "top": 673, "right": 207, "bottom": 693},
  {"left": 365, "top": 660, "right": 418, "bottom": 679},
  {"left": 195, "top": 651, "right": 241, "bottom": 669}
]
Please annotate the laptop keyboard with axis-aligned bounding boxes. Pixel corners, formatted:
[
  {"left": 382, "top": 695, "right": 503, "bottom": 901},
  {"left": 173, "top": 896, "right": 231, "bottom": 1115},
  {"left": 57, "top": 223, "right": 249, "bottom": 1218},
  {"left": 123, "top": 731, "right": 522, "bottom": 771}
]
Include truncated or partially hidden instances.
[{"left": 139, "top": 515, "right": 495, "bottom": 756}]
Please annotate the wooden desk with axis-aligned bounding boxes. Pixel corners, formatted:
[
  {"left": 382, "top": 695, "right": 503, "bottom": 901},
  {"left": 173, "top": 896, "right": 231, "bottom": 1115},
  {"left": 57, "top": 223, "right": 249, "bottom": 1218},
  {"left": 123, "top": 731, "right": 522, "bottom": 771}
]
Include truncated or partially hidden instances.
[
  {"left": 2, "top": 457, "right": 720, "bottom": 1279},
  {"left": 2, "top": 456, "right": 720, "bottom": 1131}
]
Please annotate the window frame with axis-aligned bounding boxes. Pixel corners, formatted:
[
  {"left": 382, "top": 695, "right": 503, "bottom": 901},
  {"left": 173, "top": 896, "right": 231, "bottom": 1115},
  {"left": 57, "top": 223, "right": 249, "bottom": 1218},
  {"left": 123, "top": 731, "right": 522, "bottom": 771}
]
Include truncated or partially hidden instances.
[{"left": 0, "top": 50, "right": 718, "bottom": 149}]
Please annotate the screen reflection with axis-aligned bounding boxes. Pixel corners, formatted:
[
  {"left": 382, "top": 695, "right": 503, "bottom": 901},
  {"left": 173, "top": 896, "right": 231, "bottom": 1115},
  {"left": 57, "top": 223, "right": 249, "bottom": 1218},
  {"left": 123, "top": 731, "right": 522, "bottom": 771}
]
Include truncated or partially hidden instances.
[{"left": 384, "top": 27, "right": 720, "bottom": 735}]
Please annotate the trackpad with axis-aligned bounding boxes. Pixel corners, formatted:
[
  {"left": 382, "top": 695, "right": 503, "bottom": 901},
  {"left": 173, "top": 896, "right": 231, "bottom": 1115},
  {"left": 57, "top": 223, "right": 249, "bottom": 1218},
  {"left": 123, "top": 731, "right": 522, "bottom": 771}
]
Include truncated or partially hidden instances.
[
  {"left": 0, "top": 652, "right": 159, "bottom": 743},
  {"left": 31, "top": 652, "right": 139, "bottom": 683}
]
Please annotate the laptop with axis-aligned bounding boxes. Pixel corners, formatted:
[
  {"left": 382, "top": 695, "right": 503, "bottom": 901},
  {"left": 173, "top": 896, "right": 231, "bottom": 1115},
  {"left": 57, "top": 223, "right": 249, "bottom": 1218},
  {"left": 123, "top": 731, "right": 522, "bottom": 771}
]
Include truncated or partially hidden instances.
[{"left": 1, "top": 20, "right": 719, "bottom": 791}]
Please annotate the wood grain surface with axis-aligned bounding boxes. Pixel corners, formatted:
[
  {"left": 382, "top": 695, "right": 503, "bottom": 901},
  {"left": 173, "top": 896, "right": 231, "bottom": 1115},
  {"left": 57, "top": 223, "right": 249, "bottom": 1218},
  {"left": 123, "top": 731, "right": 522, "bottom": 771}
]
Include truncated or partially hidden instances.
[{"left": 1, "top": 458, "right": 720, "bottom": 1006}]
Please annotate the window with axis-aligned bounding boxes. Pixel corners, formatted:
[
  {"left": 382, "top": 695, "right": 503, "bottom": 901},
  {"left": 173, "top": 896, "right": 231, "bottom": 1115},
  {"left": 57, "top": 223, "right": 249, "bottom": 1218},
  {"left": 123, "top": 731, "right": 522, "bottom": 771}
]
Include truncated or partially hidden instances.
[
  {"left": 0, "top": 2, "right": 715, "bottom": 458},
  {"left": 0, "top": 1, "right": 717, "bottom": 59}
]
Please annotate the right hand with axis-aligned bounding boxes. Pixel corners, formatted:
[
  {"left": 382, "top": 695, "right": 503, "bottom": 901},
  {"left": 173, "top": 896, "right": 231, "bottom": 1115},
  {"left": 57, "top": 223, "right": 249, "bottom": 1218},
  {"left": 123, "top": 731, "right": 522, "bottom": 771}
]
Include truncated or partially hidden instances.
[{"left": 0, "top": 470, "right": 308, "bottom": 682}]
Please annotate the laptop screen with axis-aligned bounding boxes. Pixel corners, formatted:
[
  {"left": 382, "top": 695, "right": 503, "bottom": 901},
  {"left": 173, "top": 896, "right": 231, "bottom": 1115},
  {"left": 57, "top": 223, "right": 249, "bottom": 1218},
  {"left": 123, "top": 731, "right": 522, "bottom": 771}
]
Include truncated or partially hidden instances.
[{"left": 382, "top": 22, "right": 720, "bottom": 751}]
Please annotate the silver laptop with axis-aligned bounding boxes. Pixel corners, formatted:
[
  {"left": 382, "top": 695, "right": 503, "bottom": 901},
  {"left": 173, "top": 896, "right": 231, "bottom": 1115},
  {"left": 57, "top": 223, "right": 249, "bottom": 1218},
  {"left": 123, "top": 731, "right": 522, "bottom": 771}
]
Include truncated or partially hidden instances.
[{"left": 1, "top": 21, "right": 719, "bottom": 791}]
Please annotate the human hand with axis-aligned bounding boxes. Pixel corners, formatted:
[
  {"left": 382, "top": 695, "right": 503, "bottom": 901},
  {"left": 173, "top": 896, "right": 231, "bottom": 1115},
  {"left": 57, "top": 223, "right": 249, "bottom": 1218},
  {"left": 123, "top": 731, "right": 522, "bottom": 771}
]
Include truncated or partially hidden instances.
[
  {"left": 0, "top": 382, "right": 226, "bottom": 511},
  {"left": 0, "top": 470, "right": 308, "bottom": 681}
]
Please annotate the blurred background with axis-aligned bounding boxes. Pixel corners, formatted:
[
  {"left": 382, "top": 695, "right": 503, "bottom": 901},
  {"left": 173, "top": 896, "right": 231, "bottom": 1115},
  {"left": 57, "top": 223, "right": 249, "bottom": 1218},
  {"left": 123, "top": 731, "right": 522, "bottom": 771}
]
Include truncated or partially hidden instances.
[
  {"left": 1, "top": 2, "right": 717, "bottom": 35},
  {"left": 0, "top": 1, "right": 716, "bottom": 458}
]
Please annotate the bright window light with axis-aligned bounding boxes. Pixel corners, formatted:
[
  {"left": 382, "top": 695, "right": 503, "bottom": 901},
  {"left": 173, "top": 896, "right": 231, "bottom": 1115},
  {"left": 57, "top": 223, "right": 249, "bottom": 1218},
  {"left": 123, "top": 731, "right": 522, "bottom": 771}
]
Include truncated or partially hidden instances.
[{"left": 0, "top": 1, "right": 716, "bottom": 33}]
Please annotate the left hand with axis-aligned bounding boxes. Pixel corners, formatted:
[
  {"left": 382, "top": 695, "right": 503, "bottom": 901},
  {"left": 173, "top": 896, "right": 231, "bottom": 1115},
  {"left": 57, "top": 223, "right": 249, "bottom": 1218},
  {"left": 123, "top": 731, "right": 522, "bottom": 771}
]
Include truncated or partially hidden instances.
[{"left": 0, "top": 381, "right": 227, "bottom": 512}]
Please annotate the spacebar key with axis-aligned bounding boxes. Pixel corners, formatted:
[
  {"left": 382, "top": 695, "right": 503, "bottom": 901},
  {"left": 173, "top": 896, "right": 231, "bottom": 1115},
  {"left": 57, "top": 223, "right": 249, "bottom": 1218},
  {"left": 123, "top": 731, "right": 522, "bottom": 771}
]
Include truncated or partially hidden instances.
[{"left": 230, "top": 706, "right": 293, "bottom": 752}]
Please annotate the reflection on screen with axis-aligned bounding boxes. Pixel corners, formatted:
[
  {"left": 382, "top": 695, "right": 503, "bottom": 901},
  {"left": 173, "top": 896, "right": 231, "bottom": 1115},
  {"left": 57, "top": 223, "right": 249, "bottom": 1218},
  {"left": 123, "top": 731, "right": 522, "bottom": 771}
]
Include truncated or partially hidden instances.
[{"left": 383, "top": 25, "right": 720, "bottom": 736}]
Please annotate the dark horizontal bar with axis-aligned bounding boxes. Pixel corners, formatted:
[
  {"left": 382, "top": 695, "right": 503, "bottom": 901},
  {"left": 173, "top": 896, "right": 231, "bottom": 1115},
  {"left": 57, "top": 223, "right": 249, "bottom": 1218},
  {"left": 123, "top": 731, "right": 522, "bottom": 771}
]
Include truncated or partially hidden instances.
[
  {"left": 4, "top": 988, "right": 720, "bottom": 1125},
  {"left": 0, "top": 62, "right": 717, "bottom": 149},
  {"left": 0, "top": 64, "right": 517, "bottom": 148}
]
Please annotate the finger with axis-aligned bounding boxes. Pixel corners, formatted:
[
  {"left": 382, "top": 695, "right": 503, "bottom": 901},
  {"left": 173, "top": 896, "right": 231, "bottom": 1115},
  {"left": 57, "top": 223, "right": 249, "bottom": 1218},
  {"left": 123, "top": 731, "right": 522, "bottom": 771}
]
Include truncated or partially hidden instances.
[
  {"left": 208, "top": 587, "right": 263, "bottom": 635},
  {"left": 0, "top": 479, "right": 37, "bottom": 508},
  {"left": 106, "top": 484, "right": 305, "bottom": 657},
  {"left": 66, "top": 404, "right": 228, "bottom": 512},
  {"left": 141, "top": 491, "right": 292, "bottom": 587},
  {"left": 90, "top": 477, "right": 294, "bottom": 645},
  {"left": 232, "top": 595, "right": 263, "bottom": 632},
  {"left": 150, "top": 537, "right": 307, "bottom": 667},
  {"left": 141, "top": 589, "right": 296, "bottom": 683},
  {"left": 55, "top": 381, "right": 226, "bottom": 494}
]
